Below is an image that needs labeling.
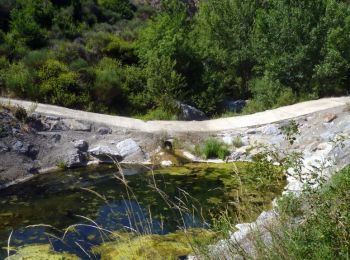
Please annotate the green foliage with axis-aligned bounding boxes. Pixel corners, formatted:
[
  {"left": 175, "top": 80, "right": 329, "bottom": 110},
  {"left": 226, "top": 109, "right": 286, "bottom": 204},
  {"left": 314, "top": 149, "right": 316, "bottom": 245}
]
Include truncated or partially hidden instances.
[
  {"left": 145, "top": 56, "right": 186, "bottom": 112},
  {"left": 10, "top": 0, "right": 53, "bottom": 48},
  {"left": 103, "top": 35, "right": 137, "bottom": 64},
  {"left": 280, "top": 120, "right": 300, "bottom": 145},
  {"left": 243, "top": 76, "right": 297, "bottom": 113},
  {"left": 92, "top": 57, "right": 125, "bottom": 108},
  {"left": 1, "top": 0, "right": 350, "bottom": 118},
  {"left": 269, "top": 165, "right": 350, "bottom": 259},
  {"left": 2, "top": 61, "right": 33, "bottom": 97},
  {"left": 192, "top": 0, "right": 258, "bottom": 99},
  {"left": 38, "top": 59, "right": 87, "bottom": 107},
  {"left": 139, "top": 107, "right": 177, "bottom": 121},
  {"left": 97, "top": 0, "right": 135, "bottom": 20},
  {"left": 199, "top": 138, "right": 230, "bottom": 160}
]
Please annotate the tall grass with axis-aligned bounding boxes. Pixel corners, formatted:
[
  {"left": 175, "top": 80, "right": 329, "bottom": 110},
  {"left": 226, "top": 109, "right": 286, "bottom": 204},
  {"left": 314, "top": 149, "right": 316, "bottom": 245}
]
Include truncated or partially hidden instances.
[{"left": 196, "top": 138, "right": 230, "bottom": 160}]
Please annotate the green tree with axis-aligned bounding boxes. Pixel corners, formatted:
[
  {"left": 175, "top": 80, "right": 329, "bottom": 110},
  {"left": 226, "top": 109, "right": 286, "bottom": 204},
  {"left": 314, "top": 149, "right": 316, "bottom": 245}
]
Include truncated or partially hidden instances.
[
  {"left": 252, "top": 0, "right": 324, "bottom": 93},
  {"left": 192, "top": 0, "right": 260, "bottom": 99},
  {"left": 10, "top": 0, "right": 53, "bottom": 48},
  {"left": 38, "top": 59, "right": 85, "bottom": 107},
  {"left": 137, "top": 0, "right": 190, "bottom": 112},
  {"left": 92, "top": 57, "right": 126, "bottom": 110},
  {"left": 312, "top": 0, "right": 350, "bottom": 96}
]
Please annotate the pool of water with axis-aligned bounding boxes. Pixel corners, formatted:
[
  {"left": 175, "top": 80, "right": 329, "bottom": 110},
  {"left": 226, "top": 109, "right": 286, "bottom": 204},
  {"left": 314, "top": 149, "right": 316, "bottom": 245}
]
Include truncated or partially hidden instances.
[{"left": 0, "top": 163, "right": 285, "bottom": 258}]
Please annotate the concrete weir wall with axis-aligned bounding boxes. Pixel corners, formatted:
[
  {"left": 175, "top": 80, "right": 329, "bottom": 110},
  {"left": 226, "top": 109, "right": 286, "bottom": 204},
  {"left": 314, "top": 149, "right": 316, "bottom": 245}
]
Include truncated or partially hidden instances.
[{"left": 1, "top": 96, "right": 350, "bottom": 133}]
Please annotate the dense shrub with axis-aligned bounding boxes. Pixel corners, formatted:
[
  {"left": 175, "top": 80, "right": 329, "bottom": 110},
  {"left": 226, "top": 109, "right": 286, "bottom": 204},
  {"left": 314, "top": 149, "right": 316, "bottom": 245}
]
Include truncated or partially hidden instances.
[
  {"left": 243, "top": 76, "right": 297, "bottom": 113},
  {"left": 3, "top": 62, "right": 33, "bottom": 97}
]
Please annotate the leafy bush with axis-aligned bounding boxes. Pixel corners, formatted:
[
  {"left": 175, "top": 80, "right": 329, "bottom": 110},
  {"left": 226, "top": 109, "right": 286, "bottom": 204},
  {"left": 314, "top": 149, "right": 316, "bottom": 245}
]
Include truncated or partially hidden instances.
[
  {"left": 200, "top": 138, "right": 229, "bottom": 160},
  {"left": 243, "top": 76, "right": 297, "bottom": 114},
  {"left": 3, "top": 62, "right": 33, "bottom": 97}
]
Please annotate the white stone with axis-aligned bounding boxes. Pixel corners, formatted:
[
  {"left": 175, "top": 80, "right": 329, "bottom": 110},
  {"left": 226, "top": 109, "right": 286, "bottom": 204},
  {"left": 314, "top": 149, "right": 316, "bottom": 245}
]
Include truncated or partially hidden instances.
[
  {"left": 161, "top": 160, "right": 173, "bottom": 167},
  {"left": 116, "top": 138, "right": 141, "bottom": 158}
]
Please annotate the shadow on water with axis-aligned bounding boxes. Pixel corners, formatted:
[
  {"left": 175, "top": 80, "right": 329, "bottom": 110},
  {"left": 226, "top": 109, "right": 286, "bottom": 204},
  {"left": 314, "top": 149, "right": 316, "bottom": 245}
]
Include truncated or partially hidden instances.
[{"left": 0, "top": 163, "right": 286, "bottom": 258}]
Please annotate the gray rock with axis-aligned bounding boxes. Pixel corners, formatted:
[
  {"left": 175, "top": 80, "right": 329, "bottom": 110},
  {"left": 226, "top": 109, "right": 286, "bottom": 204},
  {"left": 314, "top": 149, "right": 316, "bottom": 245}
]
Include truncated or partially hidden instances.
[
  {"left": 12, "top": 141, "right": 39, "bottom": 159},
  {"left": 30, "top": 113, "right": 41, "bottom": 120},
  {"left": 26, "top": 116, "right": 46, "bottom": 131},
  {"left": 246, "top": 129, "right": 257, "bottom": 135},
  {"left": 64, "top": 150, "right": 87, "bottom": 168},
  {"left": 74, "top": 140, "right": 89, "bottom": 152},
  {"left": 116, "top": 138, "right": 142, "bottom": 158},
  {"left": 0, "top": 141, "right": 9, "bottom": 153},
  {"left": 97, "top": 127, "right": 112, "bottom": 135},
  {"left": 49, "top": 120, "right": 69, "bottom": 131},
  {"left": 62, "top": 119, "right": 91, "bottom": 131},
  {"left": 89, "top": 145, "right": 121, "bottom": 162},
  {"left": 45, "top": 115, "right": 60, "bottom": 121},
  {"left": 223, "top": 100, "right": 246, "bottom": 113},
  {"left": 12, "top": 141, "right": 27, "bottom": 154},
  {"left": 178, "top": 103, "right": 207, "bottom": 121},
  {"left": 260, "top": 124, "right": 281, "bottom": 135},
  {"left": 51, "top": 134, "right": 61, "bottom": 143}
]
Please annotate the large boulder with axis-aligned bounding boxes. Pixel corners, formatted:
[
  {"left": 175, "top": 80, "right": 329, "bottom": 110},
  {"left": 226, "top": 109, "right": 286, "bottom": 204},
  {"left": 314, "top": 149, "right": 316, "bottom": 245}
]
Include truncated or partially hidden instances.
[
  {"left": 89, "top": 139, "right": 144, "bottom": 163},
  {"left": 116, "top": 138, "right": 142, "bottom": 158},
  {"left": 178, "top": 103, "right": 207, "bottom": 121},
  {"left": 89, "top": 145, "right": 122, "bottom": 162}
]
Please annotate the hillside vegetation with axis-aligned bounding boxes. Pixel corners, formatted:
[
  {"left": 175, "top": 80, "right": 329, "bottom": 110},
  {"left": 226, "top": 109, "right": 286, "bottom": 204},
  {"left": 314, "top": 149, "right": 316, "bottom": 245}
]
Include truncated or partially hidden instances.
[{"left": 0, "top": 0, "right": 350, "bottom": 119}]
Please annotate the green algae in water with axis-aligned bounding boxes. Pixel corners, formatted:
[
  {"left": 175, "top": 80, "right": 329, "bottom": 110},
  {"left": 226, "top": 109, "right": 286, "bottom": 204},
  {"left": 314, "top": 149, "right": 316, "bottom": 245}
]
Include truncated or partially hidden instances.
[
  {"left": 0, "top": 163, "right": 285, "bottom": 258},
  {"left": 6, "top": 244, "right": 79, "bottom": 260},
  {"left": 93, "top": 229, "right": 217, "bottom": 260}
]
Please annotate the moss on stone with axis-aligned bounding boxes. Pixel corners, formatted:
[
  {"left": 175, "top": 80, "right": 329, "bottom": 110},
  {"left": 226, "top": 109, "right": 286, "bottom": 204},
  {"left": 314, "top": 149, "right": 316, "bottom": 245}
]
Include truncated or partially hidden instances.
[
  {"left": 6, "top": 244, "right": 79, "bottom": 260},
  {"left": 93, "top": 229, "right": 217, "bottom": 260}
]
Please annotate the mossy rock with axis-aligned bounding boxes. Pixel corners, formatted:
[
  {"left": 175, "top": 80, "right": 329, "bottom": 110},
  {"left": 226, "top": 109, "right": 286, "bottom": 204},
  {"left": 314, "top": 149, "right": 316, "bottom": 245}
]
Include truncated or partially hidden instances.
[
  {"left": 6, "top": 244, "right": 79, "bottom": 260},
  {"left": 93, "top": 229, "right": 217, "bottom": 260}
]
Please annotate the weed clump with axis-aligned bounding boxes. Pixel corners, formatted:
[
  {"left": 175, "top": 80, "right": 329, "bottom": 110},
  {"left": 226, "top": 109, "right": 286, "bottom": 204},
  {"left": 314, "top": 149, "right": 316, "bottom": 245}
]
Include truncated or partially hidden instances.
[
  {"left": 197, "top": 138, "right": 230, "bottom": 160},
  {"left": 13, "top": 105, "right": 27, "bottom": 122}
]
